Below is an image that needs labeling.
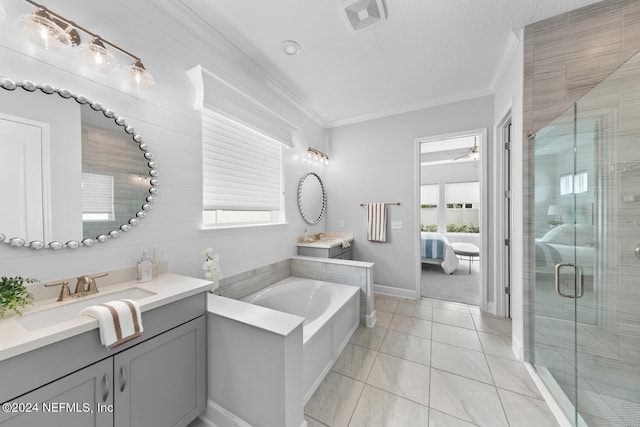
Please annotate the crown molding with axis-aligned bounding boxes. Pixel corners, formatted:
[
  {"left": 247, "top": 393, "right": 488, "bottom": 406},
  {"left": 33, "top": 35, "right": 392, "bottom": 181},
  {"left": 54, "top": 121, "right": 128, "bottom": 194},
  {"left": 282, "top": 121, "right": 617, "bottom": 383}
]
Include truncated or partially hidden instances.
[
  {"left": 326, "top": 88, "right": 494, "bottom": 128},
  {"left": 153, "top": 0, "right": 327, "bottom": 129},
  {"left": 489, "top": 30, "right": 521, "bottom": 93}
]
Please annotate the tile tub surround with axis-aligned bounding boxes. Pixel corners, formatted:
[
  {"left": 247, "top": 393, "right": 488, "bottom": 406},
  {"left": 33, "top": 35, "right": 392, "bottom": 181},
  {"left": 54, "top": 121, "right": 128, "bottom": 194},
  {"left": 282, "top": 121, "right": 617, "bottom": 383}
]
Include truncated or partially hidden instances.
[
  {"left": 215, "top": 256, "right": 376, "bottom": 328},
  {"left": 304, "top": 294, "right": 560, "bottom": 427},
  {"left": 291, "top": 256, "right": 375, "bottom": 327}
]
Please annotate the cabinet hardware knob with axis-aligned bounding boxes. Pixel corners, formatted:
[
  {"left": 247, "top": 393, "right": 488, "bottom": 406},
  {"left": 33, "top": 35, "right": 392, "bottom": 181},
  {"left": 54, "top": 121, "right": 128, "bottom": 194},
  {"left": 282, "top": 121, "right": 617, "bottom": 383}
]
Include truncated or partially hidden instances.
[
  {"left": 120, "top": 366, "right": 127, "bottom": 392},
  {"left": 102, "top": 373, "right": 110, "bottom": 402}
]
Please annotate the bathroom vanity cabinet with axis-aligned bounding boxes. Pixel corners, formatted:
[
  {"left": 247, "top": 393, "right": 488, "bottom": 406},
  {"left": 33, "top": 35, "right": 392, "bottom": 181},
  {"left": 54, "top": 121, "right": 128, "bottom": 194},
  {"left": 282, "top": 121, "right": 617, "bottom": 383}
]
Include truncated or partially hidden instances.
[
  {"left": 297, "top": 244, "right": 353, "bottom": 259},
  {"left": 0, "top": 292, "right": 207, "bottom": 427},
  {"left": 296, "top": 232, "right": 354, "bottom": 260}
]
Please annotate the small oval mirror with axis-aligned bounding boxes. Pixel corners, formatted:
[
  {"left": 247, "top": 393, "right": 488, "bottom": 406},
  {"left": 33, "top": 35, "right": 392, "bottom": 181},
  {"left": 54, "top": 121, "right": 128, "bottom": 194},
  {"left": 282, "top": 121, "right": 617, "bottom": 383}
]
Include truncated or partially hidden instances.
[{"left": 298, "top": 172, "right": 326, "bottom": 225}]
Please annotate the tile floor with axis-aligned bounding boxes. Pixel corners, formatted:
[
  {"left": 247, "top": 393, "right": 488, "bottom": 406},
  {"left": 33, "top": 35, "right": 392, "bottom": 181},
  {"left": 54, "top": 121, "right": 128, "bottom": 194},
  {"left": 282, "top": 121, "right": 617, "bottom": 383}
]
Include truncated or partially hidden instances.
[{"left": 304, "top": 294, "right": 560, "bottom": 427}]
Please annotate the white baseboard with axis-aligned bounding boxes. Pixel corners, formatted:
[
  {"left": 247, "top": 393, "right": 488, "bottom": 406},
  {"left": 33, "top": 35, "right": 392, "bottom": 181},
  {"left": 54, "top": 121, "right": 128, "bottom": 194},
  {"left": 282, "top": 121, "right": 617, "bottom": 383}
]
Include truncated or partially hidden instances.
[
  {"left": 511, "top": 333, "right": 523, "bottom": 360},
  {"left": 366, "top": 310, "right": 377, "bottom": 328},
  {"left": 200, "top": 399, "right": 308, "bottom": 427},
  {"left": 373, "top": 284, "right": 417, "bottom": 299},
  {"left": 199, "top": 400, "right": 251, "bottom": 427}
]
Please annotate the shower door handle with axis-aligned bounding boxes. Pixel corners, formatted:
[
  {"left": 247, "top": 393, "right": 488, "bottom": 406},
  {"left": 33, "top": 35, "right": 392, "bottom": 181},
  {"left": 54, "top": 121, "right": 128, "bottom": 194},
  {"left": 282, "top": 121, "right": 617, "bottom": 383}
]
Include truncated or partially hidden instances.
[{"left": 554, "top": 263, "right": 584, "bottom": 299}]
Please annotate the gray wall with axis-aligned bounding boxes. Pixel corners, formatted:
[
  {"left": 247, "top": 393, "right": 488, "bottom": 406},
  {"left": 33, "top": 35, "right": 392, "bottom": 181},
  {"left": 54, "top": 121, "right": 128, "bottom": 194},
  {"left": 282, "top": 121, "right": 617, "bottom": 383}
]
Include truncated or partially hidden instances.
[{"left": 325, "top": 96, "right": 494, "bottom": 294}]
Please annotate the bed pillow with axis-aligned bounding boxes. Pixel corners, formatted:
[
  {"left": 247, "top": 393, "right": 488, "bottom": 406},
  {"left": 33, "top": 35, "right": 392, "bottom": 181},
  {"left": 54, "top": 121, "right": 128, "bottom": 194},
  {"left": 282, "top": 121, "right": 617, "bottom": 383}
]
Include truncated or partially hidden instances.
[{"left": 540, "top": 224, "right": 594, "bottom": 247}]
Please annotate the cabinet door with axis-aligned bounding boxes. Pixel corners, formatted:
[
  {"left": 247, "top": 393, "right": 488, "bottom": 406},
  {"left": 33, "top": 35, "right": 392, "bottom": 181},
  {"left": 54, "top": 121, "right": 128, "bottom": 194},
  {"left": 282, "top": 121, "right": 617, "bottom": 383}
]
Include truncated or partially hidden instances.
[
  {"left": 0, "top": 358, "right": 113, "bottom": 427},
  {"left": 113, "top": 315, "right": 206, "bottom": 427}
]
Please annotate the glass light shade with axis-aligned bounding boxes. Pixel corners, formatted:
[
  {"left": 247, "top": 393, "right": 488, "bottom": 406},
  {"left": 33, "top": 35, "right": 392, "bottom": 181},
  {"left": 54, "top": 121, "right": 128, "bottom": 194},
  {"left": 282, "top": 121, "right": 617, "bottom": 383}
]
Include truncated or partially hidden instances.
[
  {"left": 17, "top": 10, "right": 72, "bottom": 51},
  {"left": 125, "top": 60, "right": 154, "bottom": 90},
  {"left": 80, "top": 38, "right": 118, "bottom": 72}
]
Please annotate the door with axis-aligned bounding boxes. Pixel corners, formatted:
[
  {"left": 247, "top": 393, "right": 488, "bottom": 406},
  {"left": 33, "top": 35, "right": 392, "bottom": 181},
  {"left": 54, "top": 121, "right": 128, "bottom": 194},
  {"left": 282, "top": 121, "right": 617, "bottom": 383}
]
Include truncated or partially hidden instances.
[
  {"left": 531, "top": 50, "right": 640, "bottom": 426},
  {"left": 0, "top": 358, "right": 113, "bottom": 427},
  {"left": 114, "top": 316, "right": 206, "bottom": 427}
]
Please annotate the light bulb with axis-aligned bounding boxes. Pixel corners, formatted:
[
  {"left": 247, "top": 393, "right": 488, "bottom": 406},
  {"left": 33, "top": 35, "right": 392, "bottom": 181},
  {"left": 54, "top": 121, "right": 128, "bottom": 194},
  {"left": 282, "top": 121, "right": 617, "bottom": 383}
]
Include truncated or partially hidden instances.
[
  {"left": 125, "top": 60, "right": 154, "bottom": 90},
  {"left": 17, "top": 9, "right": 71, "bottom": 51},
  {"left": 80, "top": 38, "right": 118, "bottom": 72}
]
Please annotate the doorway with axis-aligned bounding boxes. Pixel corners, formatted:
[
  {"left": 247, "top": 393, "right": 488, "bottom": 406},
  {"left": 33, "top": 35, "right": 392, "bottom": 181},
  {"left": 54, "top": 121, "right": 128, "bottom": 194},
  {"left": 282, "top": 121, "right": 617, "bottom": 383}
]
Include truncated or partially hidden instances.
[{"left": 417, "top": 130, "right": 485, "bottom": 306}]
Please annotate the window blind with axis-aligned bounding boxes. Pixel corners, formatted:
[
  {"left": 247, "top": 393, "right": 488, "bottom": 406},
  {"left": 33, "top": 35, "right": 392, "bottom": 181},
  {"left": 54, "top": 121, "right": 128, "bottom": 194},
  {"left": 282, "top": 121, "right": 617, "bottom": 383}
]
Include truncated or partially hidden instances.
[
  {"left": 82, "top": 172, "right": 114, "bottom": 219},
  {"left": 420, "top": 184, "right": 439, "bottom": 205},
  {"left": 445, "top": 182, "right": 480, "bottom": 204},
  {"left": 202, "top": 109, "right": 282, "bottom": 211}
]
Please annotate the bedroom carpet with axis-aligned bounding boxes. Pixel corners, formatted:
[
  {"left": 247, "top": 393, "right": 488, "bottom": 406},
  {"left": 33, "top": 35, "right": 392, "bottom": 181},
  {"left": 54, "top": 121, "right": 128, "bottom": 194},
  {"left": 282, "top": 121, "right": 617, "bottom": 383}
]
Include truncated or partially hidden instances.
[{"left": 421, "top": 260, "right": 480, "bottom": 306}]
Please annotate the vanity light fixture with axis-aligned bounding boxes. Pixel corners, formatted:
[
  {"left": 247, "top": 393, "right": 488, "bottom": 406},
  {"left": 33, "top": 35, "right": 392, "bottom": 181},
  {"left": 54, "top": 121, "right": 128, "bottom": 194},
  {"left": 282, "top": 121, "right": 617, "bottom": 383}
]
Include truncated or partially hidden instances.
[
  {"left": 307, "top": 147, "right": 329, "bottom": 165},
  {"left": 17, "top": 0, "right": 154, "bottom": 89}
]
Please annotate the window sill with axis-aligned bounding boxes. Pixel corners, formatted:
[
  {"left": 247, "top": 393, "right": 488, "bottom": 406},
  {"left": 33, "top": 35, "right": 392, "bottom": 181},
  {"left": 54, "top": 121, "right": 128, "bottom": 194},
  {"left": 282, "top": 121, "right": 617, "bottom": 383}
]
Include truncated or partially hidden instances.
[{"left": 201, "top": 221, "right": 289, "bottom": 232}]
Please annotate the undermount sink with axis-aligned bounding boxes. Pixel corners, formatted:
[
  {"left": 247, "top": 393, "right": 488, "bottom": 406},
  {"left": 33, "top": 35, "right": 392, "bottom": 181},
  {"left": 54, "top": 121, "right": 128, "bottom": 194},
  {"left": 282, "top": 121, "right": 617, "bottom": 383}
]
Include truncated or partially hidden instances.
[{"left": 17, "top": 287, "right": 156, "bottom": 332}]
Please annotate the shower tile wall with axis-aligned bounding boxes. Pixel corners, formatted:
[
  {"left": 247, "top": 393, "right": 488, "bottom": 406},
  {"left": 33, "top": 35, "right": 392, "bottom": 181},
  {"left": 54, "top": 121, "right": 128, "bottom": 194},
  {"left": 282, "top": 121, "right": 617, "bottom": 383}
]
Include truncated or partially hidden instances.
[
  {"left": 523, "top": 1, "right": 640, "bottom": 425},
  {"left": 523, "top": 0, "right": 640, "bottom": 363}
]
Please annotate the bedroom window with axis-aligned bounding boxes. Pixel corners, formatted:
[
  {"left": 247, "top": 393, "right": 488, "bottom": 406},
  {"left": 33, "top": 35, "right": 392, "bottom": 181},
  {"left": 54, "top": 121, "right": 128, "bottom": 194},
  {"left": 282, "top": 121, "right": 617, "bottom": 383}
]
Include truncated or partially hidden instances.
[
  {"left": 445, "top": 182, "right": 480, "bottom": 232},
  {"left": 560, "top": 170, "right": 588, "bottom": 195},
  {"left": 202, "top": 109, "right": 284, "bottom": 227},
  {"left": 420, "top": 184, "right": 439, "bottom": 231}
]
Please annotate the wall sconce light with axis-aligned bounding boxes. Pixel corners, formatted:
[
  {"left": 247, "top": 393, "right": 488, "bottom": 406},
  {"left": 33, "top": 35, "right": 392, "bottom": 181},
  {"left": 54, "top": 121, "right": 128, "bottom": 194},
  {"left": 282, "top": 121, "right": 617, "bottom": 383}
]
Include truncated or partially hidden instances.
[
  {"left": 307, "top": 147, "right": 329, "bottom": 165},
  {"left": 17, "top": 0, "right": 154, "bottom": 89}
]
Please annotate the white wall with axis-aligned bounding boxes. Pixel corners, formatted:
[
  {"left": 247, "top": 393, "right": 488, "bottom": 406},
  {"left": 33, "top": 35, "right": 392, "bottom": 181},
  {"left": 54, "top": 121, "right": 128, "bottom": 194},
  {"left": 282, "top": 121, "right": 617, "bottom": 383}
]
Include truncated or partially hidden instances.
[
  {"left": 493, "top": 29, "right": 525, "bottom": 358},
  {"left": 0, "top": 3, "right": 326, "bottom": 284},
  {"left": 326, "top": 96, "right": 494, "bottom": 295}
]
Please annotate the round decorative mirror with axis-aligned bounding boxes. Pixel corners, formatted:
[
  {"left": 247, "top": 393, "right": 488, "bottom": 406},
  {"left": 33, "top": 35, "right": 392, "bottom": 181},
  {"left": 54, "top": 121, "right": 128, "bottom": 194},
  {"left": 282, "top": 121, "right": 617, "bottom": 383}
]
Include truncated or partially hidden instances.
[
  {"left": 297, "top": 172, "right": 326, "bottom": 225},
  {"left": 0, "top": 78, "right": 158, "bottom": 250}
]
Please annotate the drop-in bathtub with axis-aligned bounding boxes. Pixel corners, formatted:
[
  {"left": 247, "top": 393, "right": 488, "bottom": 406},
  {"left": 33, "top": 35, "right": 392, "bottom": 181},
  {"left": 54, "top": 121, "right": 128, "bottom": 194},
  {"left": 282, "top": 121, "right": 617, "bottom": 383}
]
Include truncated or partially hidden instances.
[{"left": 243, "top": 277, "right": 360, "bottom": 403}]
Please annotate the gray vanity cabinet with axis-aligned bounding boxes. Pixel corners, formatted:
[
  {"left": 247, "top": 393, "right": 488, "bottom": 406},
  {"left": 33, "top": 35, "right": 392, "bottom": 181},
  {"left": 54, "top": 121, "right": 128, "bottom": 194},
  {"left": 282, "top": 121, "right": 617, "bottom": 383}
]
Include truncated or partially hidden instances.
[
  {"left": 114, "top": 315, "right": 206, "bottom": 427},
  {"left": 0, "top": 293, "right": 208, "bottom": 427},
  {"left": 0, "top": 358, "right": 113, "bottom": 427},
  {"left": 297, "top": 244, "right": 353, "bottom": 259}
]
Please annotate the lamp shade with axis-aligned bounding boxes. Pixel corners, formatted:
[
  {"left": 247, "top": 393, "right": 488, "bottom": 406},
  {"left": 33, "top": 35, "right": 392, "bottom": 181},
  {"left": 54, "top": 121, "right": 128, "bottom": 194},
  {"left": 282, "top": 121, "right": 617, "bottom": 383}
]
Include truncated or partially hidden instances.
[
  {"left": 80, "top": 38, "right": 118, "bottom": 73},
  {"left": 17, "top": 9, "right": 72, "bottom": 51},
  {"left": 125, "top": 60, "right": 154, "bottom": 90},
  {"left": 547, "top": 205, "right": 565, "bottom": 216}
]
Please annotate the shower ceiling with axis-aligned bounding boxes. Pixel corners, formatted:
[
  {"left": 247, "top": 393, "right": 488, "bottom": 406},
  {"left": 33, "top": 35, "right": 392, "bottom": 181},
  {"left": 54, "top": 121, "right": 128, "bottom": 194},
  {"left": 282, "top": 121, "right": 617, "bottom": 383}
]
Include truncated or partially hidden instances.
[{"left": 170, "top": 0, "right": 604, "bottom": 127}]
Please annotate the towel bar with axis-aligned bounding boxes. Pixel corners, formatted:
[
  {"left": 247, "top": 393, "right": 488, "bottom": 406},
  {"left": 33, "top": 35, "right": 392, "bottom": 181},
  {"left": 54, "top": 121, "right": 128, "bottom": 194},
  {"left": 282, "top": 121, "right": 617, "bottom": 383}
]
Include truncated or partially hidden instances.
[{"left": 359, "top": 202, "right": 400, "bottom": 206}]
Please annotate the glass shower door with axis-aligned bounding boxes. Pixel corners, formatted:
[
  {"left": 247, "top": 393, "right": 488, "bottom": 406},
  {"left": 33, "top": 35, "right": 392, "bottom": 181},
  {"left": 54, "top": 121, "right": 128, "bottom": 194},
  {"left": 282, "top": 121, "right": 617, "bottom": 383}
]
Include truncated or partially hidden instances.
[{"left": 532, "top": 50, "right": 640, "bottom": 426}]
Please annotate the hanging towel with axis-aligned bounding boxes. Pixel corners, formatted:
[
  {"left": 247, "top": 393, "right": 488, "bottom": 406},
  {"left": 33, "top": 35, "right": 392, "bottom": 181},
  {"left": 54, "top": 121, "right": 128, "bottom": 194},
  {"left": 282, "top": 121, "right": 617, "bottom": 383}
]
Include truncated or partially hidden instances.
[
  {"left": 80, "top": 299, "right": 143, "bottom": 349},
  {"left": 367, "top": 203, "right": 387, "bottom": 242}
]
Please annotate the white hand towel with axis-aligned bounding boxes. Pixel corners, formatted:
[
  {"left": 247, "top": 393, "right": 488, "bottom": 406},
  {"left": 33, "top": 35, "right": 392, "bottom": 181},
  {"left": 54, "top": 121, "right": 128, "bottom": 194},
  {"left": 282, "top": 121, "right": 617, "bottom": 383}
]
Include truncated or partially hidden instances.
[
  {"left": 367, "top": 203, "right": 387, "bottom": 242},
  {"left": 80, "top": 299, "right": 143, "bottom": 349}
]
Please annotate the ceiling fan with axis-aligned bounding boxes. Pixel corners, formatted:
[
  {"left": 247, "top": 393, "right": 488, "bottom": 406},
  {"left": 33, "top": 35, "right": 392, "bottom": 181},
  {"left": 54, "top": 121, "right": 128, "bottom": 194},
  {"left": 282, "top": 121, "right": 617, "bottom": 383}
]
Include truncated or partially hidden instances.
[{"left": 453, "top": 137, "right": 479, "bottom": 161}]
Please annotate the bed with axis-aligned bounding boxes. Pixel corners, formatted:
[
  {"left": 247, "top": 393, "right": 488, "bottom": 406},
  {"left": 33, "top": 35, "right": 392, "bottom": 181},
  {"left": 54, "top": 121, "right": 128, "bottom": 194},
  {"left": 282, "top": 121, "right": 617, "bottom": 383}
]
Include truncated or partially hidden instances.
[
  {"left": 535, "top": 224, "right": 595, "bottom": 276},
  {"left": 420, "top": 232, "right": 459, "bottom": 274}
]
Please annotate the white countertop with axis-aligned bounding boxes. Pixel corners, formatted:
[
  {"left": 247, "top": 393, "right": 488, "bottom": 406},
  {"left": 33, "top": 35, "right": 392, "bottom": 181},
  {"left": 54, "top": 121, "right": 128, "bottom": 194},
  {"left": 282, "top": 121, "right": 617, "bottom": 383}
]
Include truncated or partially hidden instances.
[
  {"left": 0, "top": 273, "right": 213, "bottom": 362},
  {"left": 296, "top": 231, "right": 354, "bottom": 248}
]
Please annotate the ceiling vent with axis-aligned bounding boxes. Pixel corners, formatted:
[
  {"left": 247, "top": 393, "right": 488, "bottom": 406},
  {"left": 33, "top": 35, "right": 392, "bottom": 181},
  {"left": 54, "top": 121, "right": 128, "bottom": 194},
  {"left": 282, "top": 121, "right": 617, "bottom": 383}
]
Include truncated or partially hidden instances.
[{"left": 342, "top": 0, "right": 386, "bottom": 31}]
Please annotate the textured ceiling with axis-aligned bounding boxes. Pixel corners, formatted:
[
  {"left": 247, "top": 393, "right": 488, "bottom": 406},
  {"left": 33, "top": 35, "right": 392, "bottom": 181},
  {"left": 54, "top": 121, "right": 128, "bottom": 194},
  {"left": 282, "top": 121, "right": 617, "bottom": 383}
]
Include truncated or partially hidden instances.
[{"left": 180, "top": 0, "right": 605, "bottom": 127}]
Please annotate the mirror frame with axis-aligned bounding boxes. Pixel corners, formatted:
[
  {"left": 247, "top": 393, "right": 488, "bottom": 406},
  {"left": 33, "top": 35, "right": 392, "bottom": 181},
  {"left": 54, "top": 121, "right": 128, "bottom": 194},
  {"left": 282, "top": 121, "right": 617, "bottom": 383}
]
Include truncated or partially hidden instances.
[
  {"left": 0, "top": 78, "right": 159, "bottom": 250},
  {"left": 297, "top": 172, "right": 326, "bottom": 225}
]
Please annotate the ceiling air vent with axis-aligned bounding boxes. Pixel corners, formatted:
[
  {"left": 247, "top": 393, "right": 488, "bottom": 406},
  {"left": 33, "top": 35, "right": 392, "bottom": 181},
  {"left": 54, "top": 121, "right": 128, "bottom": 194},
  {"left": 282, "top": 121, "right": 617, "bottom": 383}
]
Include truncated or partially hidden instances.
[{"left": 342, "top": 0, "right": 386, "bottom": 31}]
